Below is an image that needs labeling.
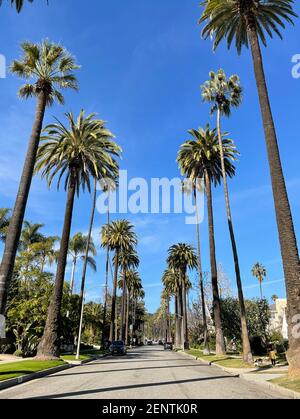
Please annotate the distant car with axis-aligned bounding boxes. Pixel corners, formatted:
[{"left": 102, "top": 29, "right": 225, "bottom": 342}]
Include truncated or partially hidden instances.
[
  {"left": 110, "top": 341, "right": 126, "bottom": 355},
  {"left": 164, "top": 342, "right": 173, "bottom": 351},
  {"left": 158, "top": 340, "right": 164, "bottom": 345},
  {"left": 147, "top": 340, "right": 153, "bottom": 346}
]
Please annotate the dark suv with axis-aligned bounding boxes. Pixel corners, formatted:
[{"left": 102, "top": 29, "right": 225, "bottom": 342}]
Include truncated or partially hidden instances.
[{"left": 110, "top": 341, "right": 126, "bottom": 356}]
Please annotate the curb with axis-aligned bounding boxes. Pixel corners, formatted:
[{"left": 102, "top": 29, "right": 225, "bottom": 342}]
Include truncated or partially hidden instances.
[
  {"left": 0, "top": 363, "right": 72, "bottom": 392},
  {"left": 0, "top": 353, "right": 110, "bottom": 392},
  {"left": 178, "top": 351, "right": 300, "bottom": 399}
]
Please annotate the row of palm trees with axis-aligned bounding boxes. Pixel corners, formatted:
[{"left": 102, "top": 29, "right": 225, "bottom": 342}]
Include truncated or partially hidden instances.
[{"left": 199, "top": 0, "right": 300, "bottom": 378}]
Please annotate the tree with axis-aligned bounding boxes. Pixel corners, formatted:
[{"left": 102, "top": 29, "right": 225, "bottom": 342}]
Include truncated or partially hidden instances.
[
  {"left": 0, "top": 0, "right": 32, "bottom": 12},
  {"left": 125, "top": 270, "right": 142, "bottom": 345},
  {"left": 68, "top": 233, "right": 97, "bottom": 295},
  {"left": 201, "top": 69, "right": 252, "bottom": 363},
  {"left": 35, "top": 110, "right": 120, "bottom": 359},
  {"left": 162, "top": 268, "right": 181, "bottom": 346},
  {"left": 200, "top": 0, "right": 300, "bottom": 378},
  {"left": 252, "top": 263, "right": 267, "bottom": 300},
  {"left": 0, "top": 40, "right": 79, "bottom": 316},
  {"left": 117, "top": 249, "right": 139, "bottom": 341},
  {"left": 167, "top": 243, "right": 197, "bottom": 349},
  {"left": 178, "top": 125, "right": 236, "bottom": 355},
  {"left": 20, "top": 221, "right": 45, "bottom": 251},
  {"left": 101, "top": 220, "right": 138, "bottom": 342}
]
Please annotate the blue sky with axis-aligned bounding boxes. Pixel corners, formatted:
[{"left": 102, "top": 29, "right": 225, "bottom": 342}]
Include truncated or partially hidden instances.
[{"left": 0, "top": 0, "right": 300, "bottom": 313}]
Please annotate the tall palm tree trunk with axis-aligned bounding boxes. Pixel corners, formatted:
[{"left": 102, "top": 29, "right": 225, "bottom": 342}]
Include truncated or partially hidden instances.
[
  {"left": 77, "top": 179, "right": 97, "bottom": 348},
  {"left": 69, "top": 258, "right": 77, "bottom": 295},
  {"left": 78, "top": 180, "right": 97, "bottom": 315},
  {"left": 194, "top": 187, "right": 210, "bottom": 354},
  {"left": 204, "top": 170, "right": 226, "bottom": 355},
  {"left": 110, "top": 250, "right": 119, "bottom": 342},
  {"left": 259, "top": 281, "right": 263, "bottom": 301},
  {"left": 102, "top": 191, "right": 111, "bottom": 346},
  {"left": 177, "top": 287, "right": 183, "bottom": 348},
  {"left": 175, "top": 295, "right": 179, "bottom": 346},
  {"left": 120, "top": 274, "right": 127, "bottom": 341},
  {"left": 247, "top": 26, "right": 300, "bottom": 376},
  {"left": 37, "top": 171, "right": 76, "bottom": 359},
  {"left": 125, "top": 290, "right": 130, "bottom": 345},
  {"left": 0, "top": 92, "right": 47, "bottom": 315},
  {"left": 181, "top": 270, "right": 189, "bottom": 349},
  {"left": 216, "top": 109, "right": 252, "bottom": 363}
]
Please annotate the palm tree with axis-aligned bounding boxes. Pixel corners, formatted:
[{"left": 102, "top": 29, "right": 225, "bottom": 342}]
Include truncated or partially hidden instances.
[
  {"left": 0, "top": 0, "right": 33, "bottom": 12},
  {"left": 182, "top": 178, "right": 210, "bottom": 354},
  {"left": 161, "top": 288, "right": 172, "bottom": 342},
  {"left": 162, "top": 268, "right": 181, "bottom": 346},
  {"left": 167, "top": 243, "right": 197, "bottom": 349},
  {"left": 117, "top": 249, "right": 139, "bottom": 341},
  {"left": 35, "top": 111, "right": 120, "bottom": 359},
  {"left": 29, "top": 235, "right": 59, "bottom": 272},
  {"left": 0, "top": 208, "right": 10, "bottom": 243},
  {"left": 68, "top": 233, "right": 97, "bottom": 295},
  {"left": 200, "top": 0, "right": 300, "bottom": 377},
  {"left": 0, "top": 40, "right": 79, "bottom": 316},
  {"left": 101, "top": 220, "right": 138, "bottom": 342},
  {"left": 202, "top": 69, "right": 252, "bottom": 363},
  {"left": 178, "top": 125, "right": 237, "bottom": 355},
  {"left": 252, "top": 263, "right": 267, "bottom": 300},
  {"left": 125, "top": 270, "right": 141, "bottom": 345},
  {"left": 20, "top": 221, "right": 45, "bottom": 251}
]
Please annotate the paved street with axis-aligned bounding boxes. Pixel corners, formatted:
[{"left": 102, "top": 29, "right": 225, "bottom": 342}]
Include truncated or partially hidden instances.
[{"left": 0, "top": 346, "right": 287, "bottom": 399}]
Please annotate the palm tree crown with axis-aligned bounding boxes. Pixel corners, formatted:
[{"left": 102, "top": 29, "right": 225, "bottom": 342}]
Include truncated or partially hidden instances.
[
  {"left": 68, "top": 232, "right": 97, "bottom": 272},
  {"left": 177, "top": 124, "right": 238, "bottom": 185},
  {"left": 251, "top": 262, "right": 267, "bottom": 283},
  {"left": 35, "top": 111, "right": 121, "bottom": 194},
  {"left": 167, "top": 243, "right": 198, "bottom": 275},
  {"left": 199, "top": 0, "right": 297, "bottom": 54},
  {"left": 10, "top": 39, "right": 79, "bottom": 106},
  {"left": 201, "top": 69, "right": 242, "bottom": 116},
  {"left": 102, "top": 220, "right": 138, "bottom": 253}
]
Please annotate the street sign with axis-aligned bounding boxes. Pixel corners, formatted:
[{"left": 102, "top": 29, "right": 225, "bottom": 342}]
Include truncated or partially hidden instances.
[{"left": 0, "top": 315, "right": 6, "bottom": 339}]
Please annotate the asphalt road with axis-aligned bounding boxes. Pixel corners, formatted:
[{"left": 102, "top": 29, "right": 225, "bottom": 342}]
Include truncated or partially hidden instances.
[{"left": 0, "top": 346, "right": 287, "bottom": 399}]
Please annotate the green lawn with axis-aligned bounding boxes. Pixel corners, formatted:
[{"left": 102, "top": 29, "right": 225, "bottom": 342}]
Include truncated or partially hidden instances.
[
  {"left": 60, "top": 350, "right": 107, "bottom": 362},
  {"left": 270, "top": 376, "right": 300, "bottom": 393},
  {"left": 60, "top": 354, "right": 90, "bottom": 361},
  {"left": 0, "top": 360, "right": 65, "bottom": 382},
  {"left": 187, "top": 349, "right": 253, "bottom": 369}
]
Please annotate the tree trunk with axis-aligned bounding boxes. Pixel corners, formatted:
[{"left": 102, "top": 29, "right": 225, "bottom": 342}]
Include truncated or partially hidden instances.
[
  {"left": 0, "top": 91, "right": 47, "bottom": 315},
  {"left": 194, "top": 187, "right": 210, "bottom": 354},
  {"left": 217, "top": 109, "right": 252, "bottom": 363},
  {"left": 182, "top": 269, "right": 189, "bottom": 349},
  {"left": 37, "top": 171, "right": 76, "bottom": 359},
  {"left": 102, "top": 191, "right": 111, "bottom": 346},
  {"left": 69, "top": 258, "right": 76, "bottom": 295},
  {"left": 109, "top": 249, "right": 119, "bottom": 342},
  {"left": 260, "top": 281, "right": 263, "bottom": 301},
  {"left": 120, "top": 273, "right": 127, "bottom": 341},
  {"left": 205, "top": 170, "right": 226, "bottom": 355},
  {"left": 125, "top": 290, "right": 130, "bottom": 345},
  {"left": 247, "top": 26, "right": 300, "bottom": 376},
  {"left": 78, "top": 179, "right": 97, "bottom": 317},
  {"left": 77, "top": 179, "right": 97, "bottom": 349},
  {"left": 175, "top": 295, "right": 179, "bottom": 347}
]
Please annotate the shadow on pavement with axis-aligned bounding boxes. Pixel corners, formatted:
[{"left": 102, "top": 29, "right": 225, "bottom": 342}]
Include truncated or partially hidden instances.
[{"left": 31, "top": 375, "right": 235, "bottom": 399}]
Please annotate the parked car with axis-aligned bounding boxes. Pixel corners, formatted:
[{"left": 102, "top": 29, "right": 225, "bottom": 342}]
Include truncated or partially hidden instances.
[
  {"left": 110, "top": 341, "right": 126, "bottom": 355},
  {"left": 147, "top": 340, "right": 153, "bottom": 346},
  {"left": 158, "top": 340, "right": 164, "bottom": 345},
  {"left": 164, "top": 342, "right": 173, "bottom": 351}
]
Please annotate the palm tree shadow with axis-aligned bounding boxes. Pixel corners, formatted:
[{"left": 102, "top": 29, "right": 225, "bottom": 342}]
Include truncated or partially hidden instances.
[{"left": 31, "top": 375, "right": 236, "bottom": 399}]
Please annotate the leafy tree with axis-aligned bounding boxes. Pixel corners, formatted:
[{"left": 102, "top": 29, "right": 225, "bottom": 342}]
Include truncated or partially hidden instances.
[
  {"left": 0, "top": 40, "right": 79, "bottom": 317},
  {"left": 35, "top": 111, "right": 120, "bottom": 359},
  {"left": 199, "top": 0, "right": 300, "bottom": 377},
  {"left": 0, "top": 208, "right": 10, "bottom": 242}
]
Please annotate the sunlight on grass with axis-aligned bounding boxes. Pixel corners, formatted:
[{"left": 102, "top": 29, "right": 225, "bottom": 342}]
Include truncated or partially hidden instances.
[
  {"left": 187, "top": 349, "right": 253, "bottom": 369},
  {"left": 0, "top": 360, "right": 65, "bottom": 382},
  {"left": 270, "top": 376, "right": 300, "bottom": 393}
]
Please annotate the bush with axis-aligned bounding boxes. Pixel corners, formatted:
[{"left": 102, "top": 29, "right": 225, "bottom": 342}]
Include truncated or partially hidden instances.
[{"left": 13, "top": 349, "right": 23, "bottom": 357}]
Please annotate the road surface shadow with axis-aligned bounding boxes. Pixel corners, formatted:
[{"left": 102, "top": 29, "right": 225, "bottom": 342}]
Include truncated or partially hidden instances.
[
  {"left": 50, "top": 363, "right": 209, "bottom": 378},
  {"left": 30, "top": 375, "right": 235, "bottom": 399}
]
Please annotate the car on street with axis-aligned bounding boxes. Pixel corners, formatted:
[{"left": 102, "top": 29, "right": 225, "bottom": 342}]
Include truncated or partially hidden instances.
[
  {"left": 164, "top": 342, "right": 173, "bottom": 351},
  {"left": 110, "top": 340, "right": 126, "bottom": 355},
  {"left": 147, "top": 340, "right": 153, "bottom": 345}
]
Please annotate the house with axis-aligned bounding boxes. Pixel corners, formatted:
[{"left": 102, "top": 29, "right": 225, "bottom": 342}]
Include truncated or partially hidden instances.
[{"left": 269, "top": 298, "right": 288, "bottom": 340}]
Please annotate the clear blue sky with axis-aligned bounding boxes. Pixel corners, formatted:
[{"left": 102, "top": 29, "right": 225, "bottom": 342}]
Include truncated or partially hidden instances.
[{"left": 0, "top": 0, "right": 299, "bottom": 313}]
